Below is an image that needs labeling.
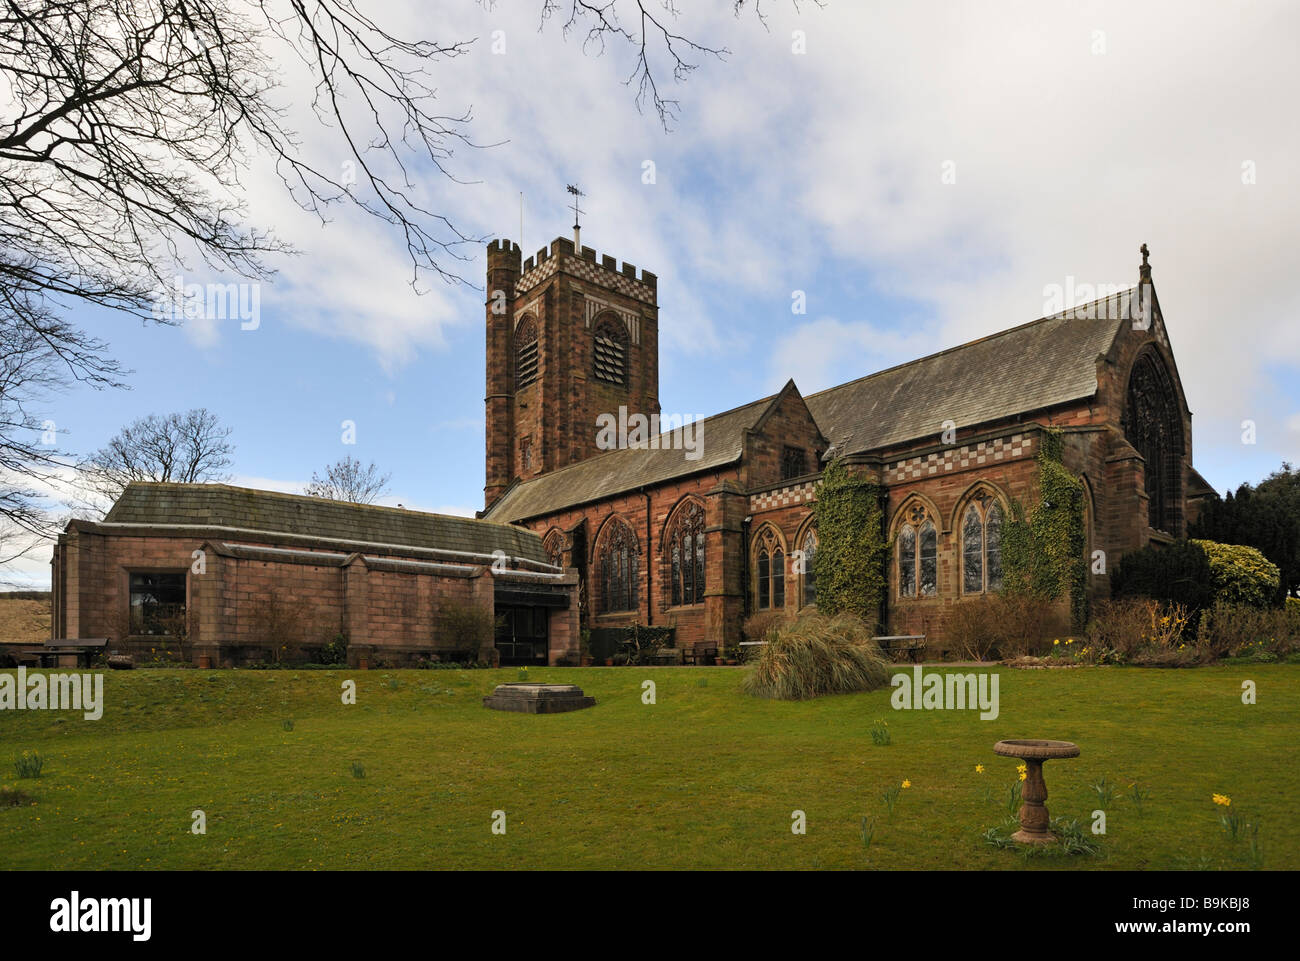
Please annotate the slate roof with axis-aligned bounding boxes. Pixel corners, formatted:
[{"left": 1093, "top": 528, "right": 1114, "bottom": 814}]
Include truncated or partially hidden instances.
[
  {"left": 104, "top": 482, "right": 547, "bottom": 561},
  {"left": 483, "top": 288, "right": 1136, "bottom": 523},
  {"left": 806, "top": 289, "right": 1133, "bottom": 456},
  {"left": 482, "top": 395, "right": 778, "bottom": 523}
]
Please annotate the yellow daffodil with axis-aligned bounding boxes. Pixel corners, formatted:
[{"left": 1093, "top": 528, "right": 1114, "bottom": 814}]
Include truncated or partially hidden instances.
[
  {"left": 901, "top": 779, "right": 911, "bottom": 789},
  {"left": 975, "top": 764, "right": 985, "bottom": 773},
  {"left": 1019, "top": 771, "right": 1027, "bottom": 781}
]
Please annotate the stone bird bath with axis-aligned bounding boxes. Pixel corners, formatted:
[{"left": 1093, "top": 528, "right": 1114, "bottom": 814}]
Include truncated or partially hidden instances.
[{"left": 993, "top": 739, "right": 1080, "bottom": 844}]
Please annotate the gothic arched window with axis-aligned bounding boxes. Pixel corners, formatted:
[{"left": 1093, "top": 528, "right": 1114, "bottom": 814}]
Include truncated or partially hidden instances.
[
  {"left": 667, "top": 500, "right": 706, "bottom": 607},
  {"left": 755, "top": 526, "right": 785, "bottom": 610},
  {"left": 593, "top": 315, "right": 628, "bottom": 386},
  {"left": 1123, "top": 351, "right": 1184, "bottom": 535},
  {"left": 542, "top": 530, "right": 564, "bottom": 570},
  {"left": 896, "top": 504, "right": 937, "bottom": 598},
  {"left": 961, "top": 494, "right": 1004, "bottom": 594},
  {"left": 799, "top": 527, "right": 819, "bottom": 607},
  {"left": 597, "top": 518, "right": 639, "bottom": 613},
  {"left": 515, "top": 317, "right": 538, "bottom": 389}
]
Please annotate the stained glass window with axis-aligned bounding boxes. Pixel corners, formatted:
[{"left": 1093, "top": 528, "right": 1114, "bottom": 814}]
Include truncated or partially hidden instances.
[
  {"left": 667, "top": 500, "right": 706, "bottom": 606},
  {"left": 598, "top": 519, "right": 638, "bottom": 612}
]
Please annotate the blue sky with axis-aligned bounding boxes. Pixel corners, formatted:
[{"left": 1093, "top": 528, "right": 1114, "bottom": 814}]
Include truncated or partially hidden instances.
[{"left": 8, "top": 1, "right": 1299, "bottom": 587}]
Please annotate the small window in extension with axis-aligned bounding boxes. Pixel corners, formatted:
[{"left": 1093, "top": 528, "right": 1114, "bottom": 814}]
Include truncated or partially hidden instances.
[{"left": 129, "top": 572, "right": 186, "bottom": 635}]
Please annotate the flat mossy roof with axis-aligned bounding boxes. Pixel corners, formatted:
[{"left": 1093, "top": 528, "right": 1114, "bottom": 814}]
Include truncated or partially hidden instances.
[{"left": 104, "top": 482, "right": 545, "bottom": 561}]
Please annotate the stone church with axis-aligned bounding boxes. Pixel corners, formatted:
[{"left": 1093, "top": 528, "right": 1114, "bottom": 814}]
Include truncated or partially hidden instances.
[
  {"left": 479, "top": 233, "right": 1216, "bottom": 655},
  {"left": 46, "top": 231, "right": 1216, "bottom": 669}
]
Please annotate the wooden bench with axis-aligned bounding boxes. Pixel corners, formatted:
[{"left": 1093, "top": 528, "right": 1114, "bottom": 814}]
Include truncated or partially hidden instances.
[
  {"left": 680, "top": 643, "right": 718, "bottom": 666},
  {"left": 874, "top": 634, "right": 927, "bottom": 663}
]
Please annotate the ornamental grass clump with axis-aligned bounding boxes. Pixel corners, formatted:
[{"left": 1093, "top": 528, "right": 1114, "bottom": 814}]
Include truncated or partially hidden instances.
[{"left": 741, "top": 611, "right": 889, "bottom": 700}]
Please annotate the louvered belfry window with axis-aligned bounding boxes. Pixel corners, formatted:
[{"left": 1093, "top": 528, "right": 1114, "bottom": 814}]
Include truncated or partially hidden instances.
[
  {"left": 515, "top": 317, "right": 538, "bottom": 388},
  {"left": 593, "top": 316, "right": 627, "bottom": 386}
]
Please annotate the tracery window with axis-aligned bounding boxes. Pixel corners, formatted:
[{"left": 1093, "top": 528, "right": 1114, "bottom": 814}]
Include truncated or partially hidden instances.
[
  {"left": 798, "top": 527, "right": 819, "bottom": 607},
  {"left": 597, "top": 518, "right": 639, "bottom": 613},
  {"left": 593, "top": 316, "right": 628, "bottom": 386},
  {"left": 542, "top": 530, "right": 564, "bottom": 570},
  {"left": 667, "top": 500, "right": 706, "bottom": 607},
  {"left": 961, "top": 494, "right": 1003, "bottom": 594},
  {"left": 897, "top": 504, "right": 937, "bottom": 598},
  {"left": 515, "top": 317, "right": 538, "bottom": 388},
  {"left": 755, "top": 525, "right": 785, "bottom": 610},
  {"left": 1123, "top": 351, "right": 1183, "bottom": 535}
]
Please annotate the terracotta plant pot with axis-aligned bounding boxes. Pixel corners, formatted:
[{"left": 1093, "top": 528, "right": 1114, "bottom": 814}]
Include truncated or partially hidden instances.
[
  {"left": 198, "top": 654, "right": 212, "bottom": 670},
  {"left": 358, "top": 655, "right": 371, "bottom": 670},
  {"left": 726, "top": 659, "right": 738, "bottom": 666},
  {"left": 605, "top": 657, "right": 614, "bottom": 666},
  {"left": 581, "top": 655, "right": 594, "bottom": 666}
]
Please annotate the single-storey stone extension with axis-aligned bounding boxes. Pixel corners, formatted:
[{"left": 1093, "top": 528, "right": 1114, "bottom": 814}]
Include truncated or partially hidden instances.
[{"left": 51, "top": 483, "right": 579, "bottom": 667}]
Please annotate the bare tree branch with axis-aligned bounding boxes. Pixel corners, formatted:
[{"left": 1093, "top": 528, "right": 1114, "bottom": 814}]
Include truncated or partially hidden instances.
[
  {"left": 78, "top": 407, "right": 235, "bottom": 507},
  {"left": 304, "top": 454, "right": 391, "bottom": 504}
]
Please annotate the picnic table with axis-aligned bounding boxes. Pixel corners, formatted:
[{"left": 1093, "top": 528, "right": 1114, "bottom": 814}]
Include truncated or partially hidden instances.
[{"left": 20, "top": 638, "right": 110, "bottom": 668}]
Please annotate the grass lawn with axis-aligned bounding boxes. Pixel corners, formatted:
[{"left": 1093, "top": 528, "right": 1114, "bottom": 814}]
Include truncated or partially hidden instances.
[{"left": 1, "top": 664, "right": 1295, "bottom": 870}]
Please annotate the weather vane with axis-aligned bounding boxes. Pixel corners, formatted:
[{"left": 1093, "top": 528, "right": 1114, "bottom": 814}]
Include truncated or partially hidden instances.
[{"left": 567, "top": 183, "right": 585, "bottom": 248}]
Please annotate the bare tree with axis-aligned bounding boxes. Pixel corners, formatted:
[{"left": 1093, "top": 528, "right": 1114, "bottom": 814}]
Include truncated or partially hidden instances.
[
  {"left": 80, "top": 408, "right": 234, "bottom": 506},
  {"left": 0, "top": 0, "right": 808, "bottom": 531},
  {"left": 305, "top": 456, "right": 391, "bottom": 504}
]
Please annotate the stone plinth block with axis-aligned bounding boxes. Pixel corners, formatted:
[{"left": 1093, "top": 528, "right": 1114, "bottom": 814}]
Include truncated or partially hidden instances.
[{"left": 483, "top": 682, "right": 596, "bottom": 714}]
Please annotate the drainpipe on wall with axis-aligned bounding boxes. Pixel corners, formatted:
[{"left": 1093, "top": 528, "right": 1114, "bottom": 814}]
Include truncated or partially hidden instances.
[
  {"left": 742, "top": 514, "right": 753, "bottom": 621},
  {"left": 641, "top": 487, "right": 653, "bottom": 626}
]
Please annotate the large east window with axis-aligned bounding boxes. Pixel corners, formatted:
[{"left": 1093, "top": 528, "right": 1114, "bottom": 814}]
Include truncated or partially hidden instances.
[{"left": 129, "top": 571, "right": 186, "bottom": 635}]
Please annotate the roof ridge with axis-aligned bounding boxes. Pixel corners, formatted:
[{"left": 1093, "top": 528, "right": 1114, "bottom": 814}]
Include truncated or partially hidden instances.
[
  {"left": 118, "top": 481, "right": 514, "bottom": 528},
  {"left": 805, "top": 286, "right": 1133, "bottom": 401},
  {"left": 498, "top": 391, "right": 778, "bottom": 490}
]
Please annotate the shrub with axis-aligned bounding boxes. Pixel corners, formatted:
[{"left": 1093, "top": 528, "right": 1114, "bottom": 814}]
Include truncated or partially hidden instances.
[
  {"left": 1197, "top": 601, "right": 1300, "bottom": 660},
  {"left": 946, "top": 594, "right": 1070, "bottom": 661},
  {"left": 1085, "top": 599, "right": 1151, "bottom": 663},
  {"left": 742, "top": 610, "right": 889, "bottom": 700},
  {"left": 316, "top": 632, "right": 348, "bottom": 666},
  {"left": 946, "top": 597, "right": 1001, "bottom": 661},
  {"left": 742, "top": 611, "right": 786, "bottom": 644},
  {"left": 436, "top": 597, "right": 495, "bottom": 657},
  {"left": 1110, "top": 540, "right": 1216, "bottom": 622},
  {"left": 1085, "top": 598, "right": 1202, "bottom": 666},
  {"left": 1191, "top": 540, "right": 1281, "bottom": 608}
]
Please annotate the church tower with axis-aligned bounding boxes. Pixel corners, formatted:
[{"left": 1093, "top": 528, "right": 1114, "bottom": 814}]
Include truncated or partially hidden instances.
[{"left": 484, "top": 234, "right": 661, "bottom": 510}]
